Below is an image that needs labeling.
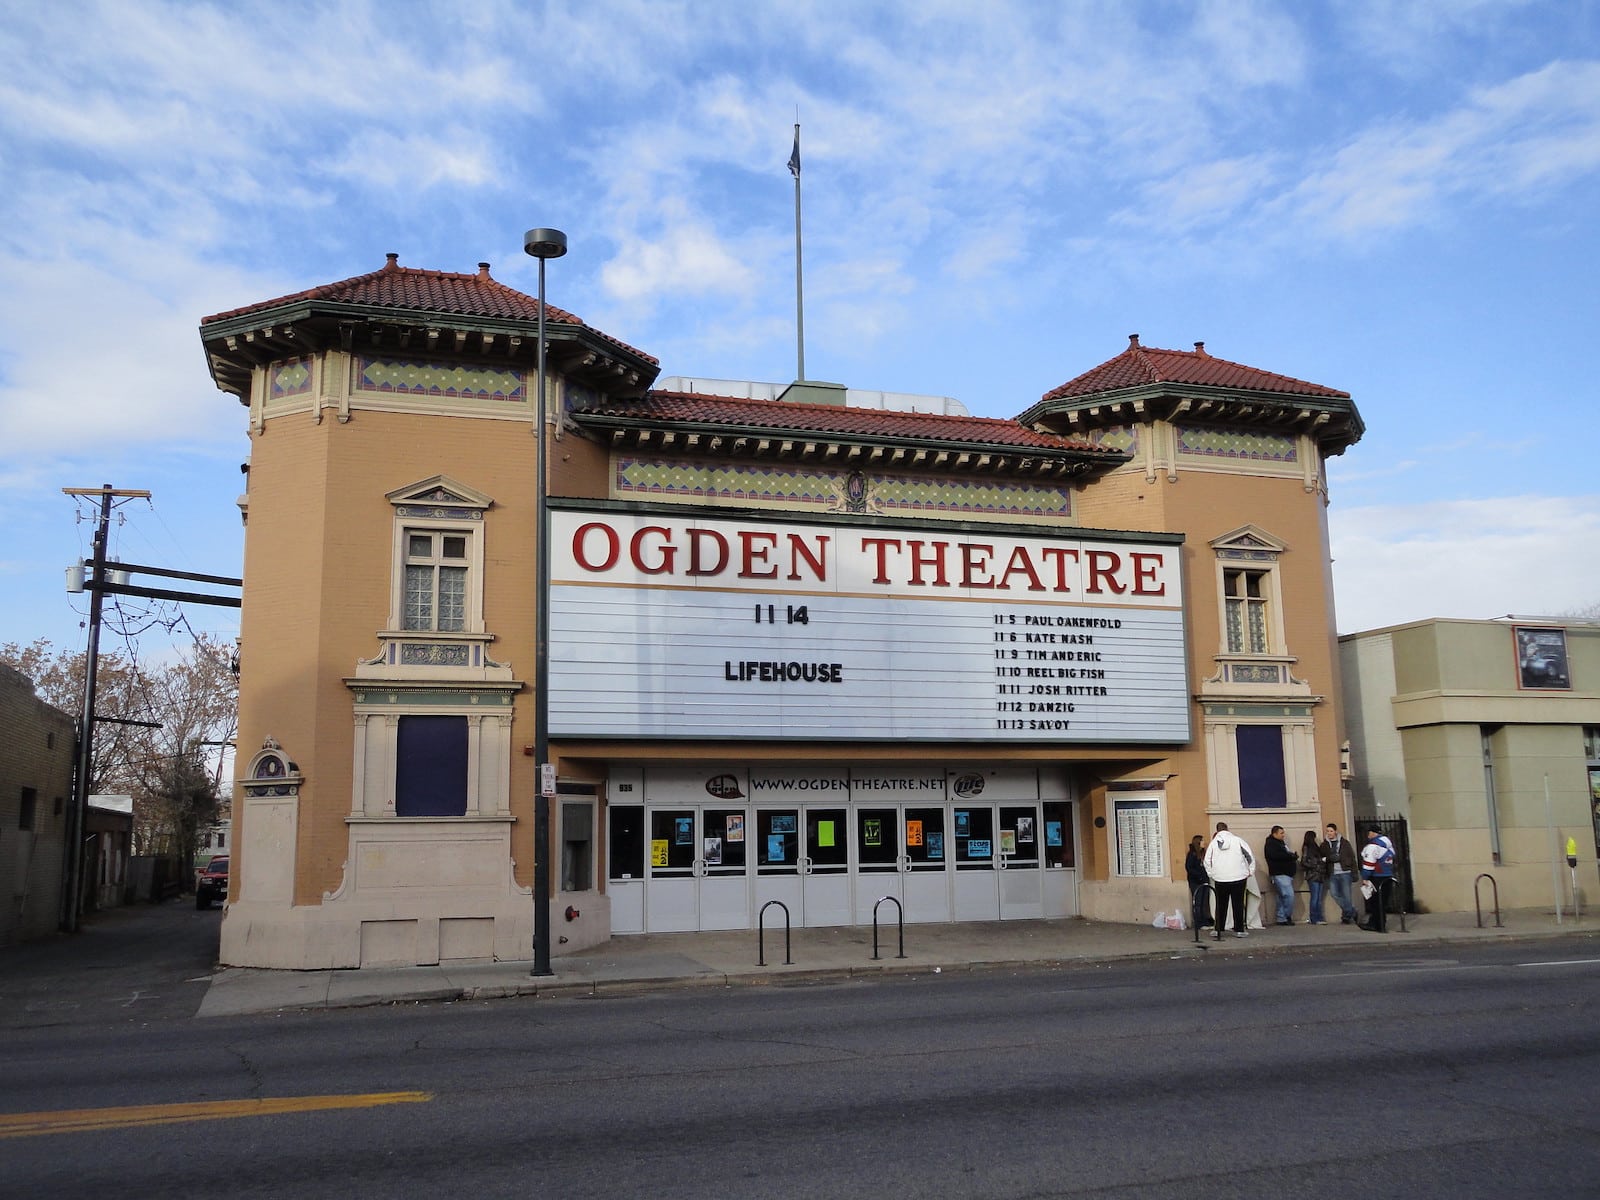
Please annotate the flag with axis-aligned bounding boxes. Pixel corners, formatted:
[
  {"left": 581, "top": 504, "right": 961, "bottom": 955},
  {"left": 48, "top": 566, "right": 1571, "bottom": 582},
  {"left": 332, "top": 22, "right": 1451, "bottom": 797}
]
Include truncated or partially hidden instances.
[{"left": 787, "top": 127, "right": 800, "bottom": 178}]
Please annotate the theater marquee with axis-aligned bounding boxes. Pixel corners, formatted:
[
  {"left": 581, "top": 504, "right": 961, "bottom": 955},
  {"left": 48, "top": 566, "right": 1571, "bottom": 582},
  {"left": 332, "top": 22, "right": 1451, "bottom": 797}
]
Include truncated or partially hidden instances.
[{"left": 547, "top": 507, "right": 1190, "bottom": 744}]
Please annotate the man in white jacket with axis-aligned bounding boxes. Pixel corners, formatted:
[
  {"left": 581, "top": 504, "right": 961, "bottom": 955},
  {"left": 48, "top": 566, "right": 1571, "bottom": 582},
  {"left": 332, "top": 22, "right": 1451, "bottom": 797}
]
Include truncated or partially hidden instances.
[{"left": 1203, "top": 821, "right": 1257, "bottom": 940}]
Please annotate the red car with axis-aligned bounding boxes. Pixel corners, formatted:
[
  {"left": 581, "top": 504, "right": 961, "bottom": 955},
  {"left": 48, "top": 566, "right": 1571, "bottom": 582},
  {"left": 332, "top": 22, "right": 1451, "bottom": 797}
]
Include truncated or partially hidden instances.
[{"left": 196, "top": 856, "right": 229, "bottom": 910}]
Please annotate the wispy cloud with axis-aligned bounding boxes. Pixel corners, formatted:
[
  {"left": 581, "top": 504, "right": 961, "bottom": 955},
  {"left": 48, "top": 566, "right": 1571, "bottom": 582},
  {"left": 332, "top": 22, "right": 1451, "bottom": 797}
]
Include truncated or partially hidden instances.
[{"left": 1330, "top": 495, "right": 1600, "bottom": 632}]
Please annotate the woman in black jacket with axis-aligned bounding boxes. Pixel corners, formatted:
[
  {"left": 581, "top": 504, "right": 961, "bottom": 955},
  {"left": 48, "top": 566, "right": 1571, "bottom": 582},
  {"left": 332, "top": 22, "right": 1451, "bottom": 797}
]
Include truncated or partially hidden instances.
[{"left": 1185, "top": 835, "right": 1212, "bottom": 930}]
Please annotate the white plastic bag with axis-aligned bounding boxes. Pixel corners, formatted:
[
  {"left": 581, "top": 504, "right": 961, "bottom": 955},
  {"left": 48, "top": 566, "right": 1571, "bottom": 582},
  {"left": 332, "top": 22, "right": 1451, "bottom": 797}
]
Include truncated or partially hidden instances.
[
  {"left": 1360, "top": 880, "right": 1375, "bottom": 900},
  {"left": 1151, "top": 910, "right": 1168, "bottom": 928},
  {"left": 1165, "top": 909, "right": 1186, "bottom": 931}
]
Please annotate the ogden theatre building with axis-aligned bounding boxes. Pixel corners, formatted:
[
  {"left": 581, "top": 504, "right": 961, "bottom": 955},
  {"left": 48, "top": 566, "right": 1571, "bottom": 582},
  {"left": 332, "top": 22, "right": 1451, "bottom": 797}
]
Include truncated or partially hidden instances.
[{"left": 200, "top": 256, "right": 1363, "bottom": 969}]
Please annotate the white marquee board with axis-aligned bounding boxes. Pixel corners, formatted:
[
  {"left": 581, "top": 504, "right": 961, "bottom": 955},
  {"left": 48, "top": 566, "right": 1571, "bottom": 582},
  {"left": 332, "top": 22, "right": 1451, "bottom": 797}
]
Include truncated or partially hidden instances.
[{"left": 548, "top": 509, "right": 1189, "bottom": 744}]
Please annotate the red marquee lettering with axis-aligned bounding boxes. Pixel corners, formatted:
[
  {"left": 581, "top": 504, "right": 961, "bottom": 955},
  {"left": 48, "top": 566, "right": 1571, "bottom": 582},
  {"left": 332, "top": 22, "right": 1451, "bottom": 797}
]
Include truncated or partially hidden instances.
[
  {"left": 1039, "top": 547, "right": 1078, "bottom": 591},
  {"left": 960, "top": 542, "right": 996, "bottom": 589},
  {"left": 907, "top": 540, "right": 950, "bottom": 587},
  {"left": 687, "top": 528, "right": 729, "bottom": 576},
  {"left": 571, "top": 521, "right": 620, "bottom": 572},
  {"left": 788, "top": 534, "right": 829, "bottom": 582},
  {"left": 859, "top": 537, "right": 901, "bottom": 584},
  {"left": 996, "top": 545, "right": 1045, "bottom": 592},
  {"left": 1131, "top": 552, "right": 1165, "bottom": 595},
  {"left": 738, "top": 530, "right": 779, "bottom": 579},
  {"left": 1085, "top": 549, "right": 1126, "bottom": 594},
  {"left": 630, "top": 525, "right": 676, "bottom": 575}
]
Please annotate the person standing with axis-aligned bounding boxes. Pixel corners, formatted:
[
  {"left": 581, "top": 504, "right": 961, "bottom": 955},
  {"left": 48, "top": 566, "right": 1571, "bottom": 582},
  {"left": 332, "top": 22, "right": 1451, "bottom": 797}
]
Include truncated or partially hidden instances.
[
  {"left": 1264, "top": 825, "right": 1297, "bottom": 925},
  {"left": 1203, "top": 821, "right": 1256, "bottom": 940},
  {"left": 1185, "top": 834, "right": 1213, "bottom": 931},
  {"left": 1299, "top": 829, "right": 1329, "bottom": 924},
  {"left": 1360, "top": 829, "right": 1397, "bottom": 932},
  {"left": 1320, "top": 823, "right": 1359, "bottom": 924}
]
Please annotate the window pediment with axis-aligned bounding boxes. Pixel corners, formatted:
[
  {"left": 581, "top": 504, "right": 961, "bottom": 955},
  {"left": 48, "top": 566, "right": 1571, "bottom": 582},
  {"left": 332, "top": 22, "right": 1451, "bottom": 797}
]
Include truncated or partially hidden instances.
[
  {"left": 1211, "top": 524, "right": 1287, "bottom": 558},
  {"left": 386, "top": 475, "right": 494, "bottom": 513}
]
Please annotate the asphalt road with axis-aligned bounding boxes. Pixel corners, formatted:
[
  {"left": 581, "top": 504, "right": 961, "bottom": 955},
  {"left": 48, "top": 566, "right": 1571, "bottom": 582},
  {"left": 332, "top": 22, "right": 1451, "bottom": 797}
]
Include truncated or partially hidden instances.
[{"left": 4, "top": 926, "right": 1600, "bottom": 1198}]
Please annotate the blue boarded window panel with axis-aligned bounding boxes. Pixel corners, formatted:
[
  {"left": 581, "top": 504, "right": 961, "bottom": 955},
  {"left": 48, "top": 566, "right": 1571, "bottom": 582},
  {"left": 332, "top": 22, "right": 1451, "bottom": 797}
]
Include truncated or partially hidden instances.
[
  {"left": 1236, "top": 725, "right": 1287, "bottom": 809},
  {"left": 396, "top": 715, "right": 468, "bottom": 816}
]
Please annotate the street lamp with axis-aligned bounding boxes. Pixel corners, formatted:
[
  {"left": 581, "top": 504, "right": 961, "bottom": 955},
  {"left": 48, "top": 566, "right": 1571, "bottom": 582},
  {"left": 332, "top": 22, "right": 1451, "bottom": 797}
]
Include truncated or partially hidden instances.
[{"left": 524, "top": 227, "right": 566, "bottom": 978}]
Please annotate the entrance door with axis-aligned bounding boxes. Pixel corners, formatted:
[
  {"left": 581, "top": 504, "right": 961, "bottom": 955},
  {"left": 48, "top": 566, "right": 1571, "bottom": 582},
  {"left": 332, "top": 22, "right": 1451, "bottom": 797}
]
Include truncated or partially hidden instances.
[
  {"left": 802, "top": 807, "right": 851, "bottom": 927},
  {"left": 608, "top": 805, "right": 646, "bottom": 934},
  {"left": 647, "top": 809, "right": 699, "bottom": 932},
  {"left": 952, "top": 805, "right": 1000, "bottom": 920},
  {"left": 1041, "top": 800, "right": 1078, "bottom": 917},
  {"left": 997, "top": 803, "right": 1044, "bottom": 920},
  {"left": 902, "top": 806, "right": 951, "bottom": 923},
  {"left": 698, "top": 808, "right": 750, "bottom": 930},
  {"left": 753, "top": 808, "right": 803, "bottom": 929},
  {"left": 854, "top": 807, "right": 902, "bottom": 925}
]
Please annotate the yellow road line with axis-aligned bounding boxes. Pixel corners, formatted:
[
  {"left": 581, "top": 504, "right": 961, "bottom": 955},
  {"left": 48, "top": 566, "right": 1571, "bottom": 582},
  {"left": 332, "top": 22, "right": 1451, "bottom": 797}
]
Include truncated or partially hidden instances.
[{"left": 0, "top": 1091, "right": 432, "bottom": 1139}]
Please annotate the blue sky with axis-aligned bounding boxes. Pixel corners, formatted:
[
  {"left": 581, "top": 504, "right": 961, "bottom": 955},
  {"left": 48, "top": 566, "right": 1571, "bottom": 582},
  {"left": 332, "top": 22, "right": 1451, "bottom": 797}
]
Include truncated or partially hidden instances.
[{"left": 2, "top": 0, "right": 1598, "bottom": 665}]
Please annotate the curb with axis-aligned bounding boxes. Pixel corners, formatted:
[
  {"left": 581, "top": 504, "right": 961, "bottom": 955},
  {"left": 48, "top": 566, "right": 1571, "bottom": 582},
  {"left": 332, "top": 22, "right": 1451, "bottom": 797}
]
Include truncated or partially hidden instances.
[{"left": 210, "top": 922, "right": 1600, "bottom": 1016}]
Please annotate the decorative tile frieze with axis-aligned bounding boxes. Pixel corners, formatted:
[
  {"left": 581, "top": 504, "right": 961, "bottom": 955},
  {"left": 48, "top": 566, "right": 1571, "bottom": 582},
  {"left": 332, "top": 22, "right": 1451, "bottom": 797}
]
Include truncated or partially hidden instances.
[
  {"left": 874, "top": 475, "right": 1072, "bottom": 518},
  {"left": 614, "top": 457, "right": 1075, "bottom": 519},
  {"left": 1227, "top": 663, "right": 1283, "bottom": 684},
  {"left": 1084, "top": 425, "right": 1137, "bottom": 453},
  {"left": 616, "top": 458, "right": 840, "bottom": 508},
  {"left": 399, "top": 643, "right": 472, "bottom": 667},
  {"left": 270, "top": 357, "right": 313, "bottom": 397},
  {"left": 1176, "top": 424, "right": 1297, "bottom": 462},
  {"left": 355, "top": 356, "right": 526, "bottom": 403},
  {"left": 349, "top": 687, "right": 515, "bottom": 707},
  {"left": 395, "top": 505, "right": 484, "bottom": 522},
  {"left": 1202, "top": 701, "right": 1316, "bottom": 719}
]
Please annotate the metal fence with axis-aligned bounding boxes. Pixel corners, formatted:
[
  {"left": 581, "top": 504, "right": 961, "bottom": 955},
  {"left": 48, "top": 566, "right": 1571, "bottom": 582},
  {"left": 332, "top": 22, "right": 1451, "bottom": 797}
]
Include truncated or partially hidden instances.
[{"left": 1355, "top": 816, "right": 1412, "bottom": 913}]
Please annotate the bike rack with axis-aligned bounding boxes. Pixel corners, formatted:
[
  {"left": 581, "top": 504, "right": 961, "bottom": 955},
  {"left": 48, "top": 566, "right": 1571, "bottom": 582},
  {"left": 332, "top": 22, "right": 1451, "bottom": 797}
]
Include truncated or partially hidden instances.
[
  {"left": 757, "top": 899, "right": 792, "bottom": 966},
  {"left": 872, "top": 895, "right": 906, "bottom": 960},
  {"left": 1474, "top": 873, "right": 1503, "bottom": 928}
]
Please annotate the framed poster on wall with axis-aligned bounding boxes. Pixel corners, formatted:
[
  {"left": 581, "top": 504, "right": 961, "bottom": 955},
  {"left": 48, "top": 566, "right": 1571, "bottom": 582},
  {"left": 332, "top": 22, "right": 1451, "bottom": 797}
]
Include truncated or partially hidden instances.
[{"left": 1513, "top": 626, "right": 1570, "bottom": 690}]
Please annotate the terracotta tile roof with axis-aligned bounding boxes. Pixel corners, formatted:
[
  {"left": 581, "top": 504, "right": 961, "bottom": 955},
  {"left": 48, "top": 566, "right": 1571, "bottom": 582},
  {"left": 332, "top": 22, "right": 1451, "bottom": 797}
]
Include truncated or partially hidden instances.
[
  {"left": 582, "top": 391, "right": 1120, "bottom": 454},
  {"left": 201, "top": 254, "right": 657, "bottom": 365},
  {"left": 1042, "top": 336, "right": 1348, "bottom": 402}
]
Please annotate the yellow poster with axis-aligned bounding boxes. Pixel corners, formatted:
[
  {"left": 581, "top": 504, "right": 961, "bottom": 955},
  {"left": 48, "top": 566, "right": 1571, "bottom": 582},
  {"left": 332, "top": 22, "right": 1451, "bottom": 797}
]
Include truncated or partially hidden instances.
[
  {"left": 906, "top": 820, "right": 923, "bottom": 847},
  {"left": 650, "top": 839, "right": 669, "bottom": 867},
  {"left": 1001, "top": 830, "right": 1017, "bottom": 855},
  {"left": 818, "top": 820, "right": 835, "bottom": 848}
]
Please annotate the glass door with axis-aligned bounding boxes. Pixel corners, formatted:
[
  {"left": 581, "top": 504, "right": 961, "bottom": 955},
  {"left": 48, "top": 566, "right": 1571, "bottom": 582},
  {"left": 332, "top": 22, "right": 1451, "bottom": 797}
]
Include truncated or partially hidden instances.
[
  {"left": 802, "top": 808, "right": 851, "bottom": 926},
  {"left": 998, "top": 804, "right": 1043, "bottom": 919},
  {"left": 647, "top": 808, "right": 699, "bottom": 932},
  {"left": 855, "top": 807, "right": 902, "bottom": 924},
  {"left": 1041, "top": 799, "right": 1078, "bottom": 917},
  {"left": 608, "top": 804, "right": 646, "bottom": 933},
  {"left": 698, "top": 807, "right": 750, "bottom": 930},
  {"left": 953, "top": 805, "right": 1000, "bottom": 920},
  {"left": 753, "top": 808, "right": 803, "bottom": 928},
  {"left": 902, "top": 806, "right": 951, "bottom": 923}
]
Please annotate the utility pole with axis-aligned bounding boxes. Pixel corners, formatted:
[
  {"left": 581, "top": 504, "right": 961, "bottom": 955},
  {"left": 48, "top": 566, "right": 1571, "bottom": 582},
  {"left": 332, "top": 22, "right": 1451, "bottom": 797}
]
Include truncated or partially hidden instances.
[
  {"left": 60, "top": 485, "right": 147, "bottom": 932},
  {"left": 61, "top": 485, "right": 240, "bottom": 931}
]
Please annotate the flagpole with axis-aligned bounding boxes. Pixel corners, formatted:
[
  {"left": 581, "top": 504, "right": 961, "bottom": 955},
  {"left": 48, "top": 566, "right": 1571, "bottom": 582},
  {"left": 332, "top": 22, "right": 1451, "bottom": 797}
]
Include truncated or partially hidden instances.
[{"left": 790, "top": 122, "right": 805, "bottom": 382}]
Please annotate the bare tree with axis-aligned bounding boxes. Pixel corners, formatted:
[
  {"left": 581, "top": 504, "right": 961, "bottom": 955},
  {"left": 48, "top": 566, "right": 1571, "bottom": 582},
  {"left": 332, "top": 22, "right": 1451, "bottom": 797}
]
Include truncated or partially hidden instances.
[
  {"left": 1, "top": 637, "right": 149, "bottom": 797},
  {"left": 130, "top": 634, "right": 238, "bottom": 863},
  {"left": 2, "top": 634, "right": 238, "bottom": 867}
]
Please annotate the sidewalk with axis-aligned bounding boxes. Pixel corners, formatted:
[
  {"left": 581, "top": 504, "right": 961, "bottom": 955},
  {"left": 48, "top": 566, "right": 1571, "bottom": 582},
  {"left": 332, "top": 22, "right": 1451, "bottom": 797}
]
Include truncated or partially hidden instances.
[{"left": 197, "top": 905, "right": 1600, "bottom": 1019}]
